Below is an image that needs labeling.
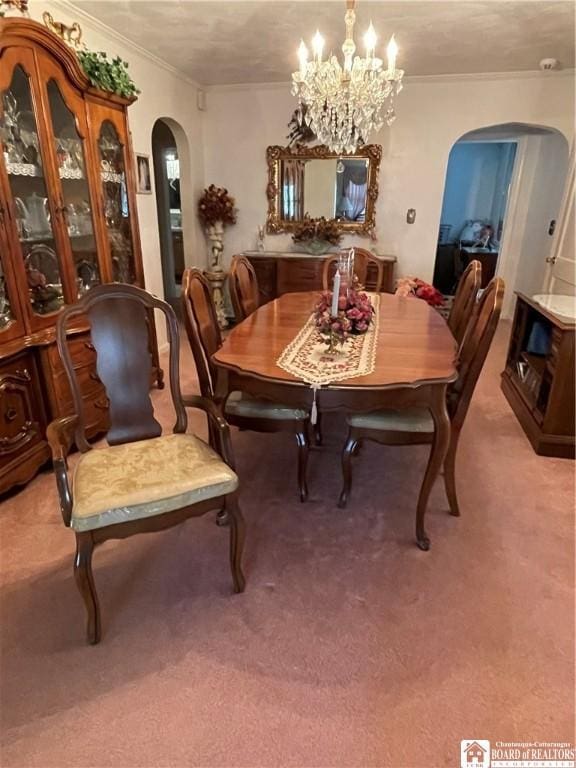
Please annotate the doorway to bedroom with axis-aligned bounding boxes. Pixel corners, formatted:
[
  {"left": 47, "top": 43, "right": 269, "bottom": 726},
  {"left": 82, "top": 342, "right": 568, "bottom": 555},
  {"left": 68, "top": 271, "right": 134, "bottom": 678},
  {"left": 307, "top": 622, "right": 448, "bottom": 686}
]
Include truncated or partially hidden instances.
[{"left": 432, "top": 139, "right": 517, "bottom": 296}]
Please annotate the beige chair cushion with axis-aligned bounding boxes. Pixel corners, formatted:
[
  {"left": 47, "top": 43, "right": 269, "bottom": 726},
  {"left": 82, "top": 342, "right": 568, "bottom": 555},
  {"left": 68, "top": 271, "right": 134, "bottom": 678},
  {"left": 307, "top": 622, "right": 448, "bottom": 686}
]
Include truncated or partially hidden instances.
[
  {"left": 71, "top": 433, "right": 238, "bottom": 532},
  {"left": 226, "top": 391, "right": 308, "bottom": 421},
  {"left": 347, "top": 406, "right": 434, "bottom": 432}
]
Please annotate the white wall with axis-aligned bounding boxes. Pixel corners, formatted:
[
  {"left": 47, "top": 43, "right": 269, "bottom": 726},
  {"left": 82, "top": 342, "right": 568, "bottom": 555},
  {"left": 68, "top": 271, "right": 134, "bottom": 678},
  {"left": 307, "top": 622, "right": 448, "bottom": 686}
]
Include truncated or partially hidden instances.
[
  {"left": 497, "top": 132, "right": 570, "bottom": 316},
  {"left": 28, "top": 0, "right": 208, "bottom": 345},
  {"left": 204, "top": 73, "right": 574, "bottom": 284}
]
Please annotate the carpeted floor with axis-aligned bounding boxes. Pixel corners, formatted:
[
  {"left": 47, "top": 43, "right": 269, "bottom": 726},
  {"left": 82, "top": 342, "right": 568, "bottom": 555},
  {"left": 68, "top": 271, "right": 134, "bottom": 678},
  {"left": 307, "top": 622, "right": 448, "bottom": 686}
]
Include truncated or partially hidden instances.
[{"left": 0, "top": 322, "right": 574, "bottom": 768}]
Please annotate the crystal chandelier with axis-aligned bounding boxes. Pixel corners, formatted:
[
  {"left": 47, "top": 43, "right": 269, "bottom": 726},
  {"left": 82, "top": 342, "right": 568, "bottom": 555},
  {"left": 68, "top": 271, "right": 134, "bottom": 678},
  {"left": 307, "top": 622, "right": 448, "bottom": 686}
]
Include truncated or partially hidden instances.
[{"left": 291, "top": 0, "right": 404, "bottom": 154}]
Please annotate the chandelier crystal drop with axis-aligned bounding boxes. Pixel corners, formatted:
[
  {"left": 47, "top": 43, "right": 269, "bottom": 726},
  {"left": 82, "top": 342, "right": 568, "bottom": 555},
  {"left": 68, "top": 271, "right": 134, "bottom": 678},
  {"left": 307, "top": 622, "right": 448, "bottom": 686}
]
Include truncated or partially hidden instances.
[{"left": 291, "top": 0, "right": 404, "bottom": 154}]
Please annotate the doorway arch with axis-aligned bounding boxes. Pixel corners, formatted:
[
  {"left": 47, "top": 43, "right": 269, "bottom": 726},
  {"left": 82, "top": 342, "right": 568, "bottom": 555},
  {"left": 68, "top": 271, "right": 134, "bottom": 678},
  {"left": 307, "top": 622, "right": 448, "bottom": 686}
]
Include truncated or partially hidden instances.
[
  {"left": 151, "top": 117, "right": 192, "bottom": 307},
  {"left": 433, "top": 122, "right": 570, "bottom": 318}
]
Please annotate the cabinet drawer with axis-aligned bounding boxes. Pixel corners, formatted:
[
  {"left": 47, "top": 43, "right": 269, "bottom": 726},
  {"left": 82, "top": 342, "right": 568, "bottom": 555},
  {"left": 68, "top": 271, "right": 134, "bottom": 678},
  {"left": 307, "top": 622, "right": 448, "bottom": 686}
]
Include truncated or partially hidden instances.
[
  {"left": 52, "top": 361, "right": 106, "bottom": 406},
  {"left": 47, "top": 331, "right": 97, "bottom": 373},
  {"left": 0, "top": 352, "right": 47, "bottom": 471},
  {"left": 58, "top": 386, "right": 110, "bottom": 437}
]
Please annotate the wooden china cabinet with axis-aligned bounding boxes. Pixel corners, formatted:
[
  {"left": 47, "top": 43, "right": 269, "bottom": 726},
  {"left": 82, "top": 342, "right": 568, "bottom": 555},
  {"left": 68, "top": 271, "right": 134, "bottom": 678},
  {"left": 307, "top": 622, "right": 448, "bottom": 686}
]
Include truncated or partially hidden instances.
[{"left": 0, "top": 18, "right": 160, "bottom": 494}]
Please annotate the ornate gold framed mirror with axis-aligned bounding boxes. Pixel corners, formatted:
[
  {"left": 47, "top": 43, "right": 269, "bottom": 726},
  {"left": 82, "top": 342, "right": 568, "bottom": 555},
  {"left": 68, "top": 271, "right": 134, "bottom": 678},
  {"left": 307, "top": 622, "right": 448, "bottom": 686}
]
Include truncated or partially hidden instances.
[{"left": 266, "top": 144, "right": 381, "bottom": 235}]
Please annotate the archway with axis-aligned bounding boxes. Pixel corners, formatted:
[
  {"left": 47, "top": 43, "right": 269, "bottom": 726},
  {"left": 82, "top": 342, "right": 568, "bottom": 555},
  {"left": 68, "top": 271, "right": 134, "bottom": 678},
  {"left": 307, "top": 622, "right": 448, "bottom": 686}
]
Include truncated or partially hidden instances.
[
  {"left": 151, "top": 117, "right": 191, "bottom": 308},
  {"left": 433, "top": 122, "right": 570, "bottom": 318}
]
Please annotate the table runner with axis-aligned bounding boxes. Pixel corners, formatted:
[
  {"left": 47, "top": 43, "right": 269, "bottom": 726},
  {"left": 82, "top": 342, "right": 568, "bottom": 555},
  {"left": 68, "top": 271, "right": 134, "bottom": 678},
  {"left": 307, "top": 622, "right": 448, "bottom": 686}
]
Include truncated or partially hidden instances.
[{"left": 277, "top": 293, "right": 381, "bottom": 387}]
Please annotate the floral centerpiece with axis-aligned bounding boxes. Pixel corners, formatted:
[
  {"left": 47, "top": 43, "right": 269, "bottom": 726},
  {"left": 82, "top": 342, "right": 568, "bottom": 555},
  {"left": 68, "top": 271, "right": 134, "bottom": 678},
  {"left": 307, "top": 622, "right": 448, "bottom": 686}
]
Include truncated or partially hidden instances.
[
  {"left": 314, "top": 288, "right": 374, "bottom": 353},
  {"left": 395, "top": 276, "right": 444, "bottom": 308},
  {"left": 292, "top": 215, "right": 342, "bottom": 254}
]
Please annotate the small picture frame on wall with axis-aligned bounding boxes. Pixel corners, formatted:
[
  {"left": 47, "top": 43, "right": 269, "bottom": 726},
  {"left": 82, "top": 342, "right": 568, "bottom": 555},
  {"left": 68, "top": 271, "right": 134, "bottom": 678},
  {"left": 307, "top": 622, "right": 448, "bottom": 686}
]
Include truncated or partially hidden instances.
[{"left": 136, "top": 153, "right": 152, "bottom": 194}]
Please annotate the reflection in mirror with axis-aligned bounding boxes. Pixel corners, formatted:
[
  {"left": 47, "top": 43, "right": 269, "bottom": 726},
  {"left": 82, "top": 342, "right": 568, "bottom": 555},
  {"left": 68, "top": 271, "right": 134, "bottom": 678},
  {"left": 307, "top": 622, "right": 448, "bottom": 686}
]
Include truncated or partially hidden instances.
[
  {"left": 281, "top": 157, "right": 369, "bottom": 222},
  {"left": 267, "top": 144, "right": 381, "bottom": 235}
]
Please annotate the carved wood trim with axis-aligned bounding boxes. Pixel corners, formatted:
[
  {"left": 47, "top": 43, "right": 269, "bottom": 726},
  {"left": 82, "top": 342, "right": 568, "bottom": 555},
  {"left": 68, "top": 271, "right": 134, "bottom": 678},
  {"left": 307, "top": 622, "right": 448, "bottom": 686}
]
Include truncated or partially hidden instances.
[
  {"left": 266, "top": 143, "right": 382, "bottom": 236},
  {"left": 0, "top": 18, "right": 136, "bottom": 105},
  {"left": 0, "top": 367, "right": 39, "bottom": 455}
]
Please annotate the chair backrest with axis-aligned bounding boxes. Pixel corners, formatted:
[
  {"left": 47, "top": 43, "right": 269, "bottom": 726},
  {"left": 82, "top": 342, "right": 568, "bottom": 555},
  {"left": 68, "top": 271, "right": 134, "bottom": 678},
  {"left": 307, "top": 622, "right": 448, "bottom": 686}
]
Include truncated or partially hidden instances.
[
  {"left": 448, "top": 259, "right": 482, "bottom": 345},
  {"left": 181, "top": 267, "right": 222, "bottom": 398},
  {"left": 449, "top": 276, "right": 504, "bottom": 429},
  {"left": 321, "top": 247, "right": 384, "bottom": 292},
  {"left": 229, "top": 255, "right": 259, "bottom": 321},
  {"left": 56, "top": 283, "right": 186, "bottom": 452}
]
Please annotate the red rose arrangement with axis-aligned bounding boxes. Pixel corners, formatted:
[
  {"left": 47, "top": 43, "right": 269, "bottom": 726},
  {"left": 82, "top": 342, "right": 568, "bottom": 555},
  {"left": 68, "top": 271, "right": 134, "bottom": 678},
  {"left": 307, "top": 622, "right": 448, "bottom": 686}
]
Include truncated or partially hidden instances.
[
  {"left": 314, "top": 289, "right": 375, "bottom": 350},
  {"left": 197, "top": 184, "right": 236, "bottom": 228},
  {"left": 395, "top": 277, "right": 444, "bottom": 308}
]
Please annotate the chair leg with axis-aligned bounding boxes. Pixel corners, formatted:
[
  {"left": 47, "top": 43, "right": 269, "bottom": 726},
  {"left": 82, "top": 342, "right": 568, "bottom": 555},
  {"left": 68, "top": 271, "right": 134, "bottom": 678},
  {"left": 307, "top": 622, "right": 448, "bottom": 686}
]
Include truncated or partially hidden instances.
[
  {"left": 74, "top": 532, "right": 101, "bottom": 645},
  {"left": 295, "top": 424, "right": 309, "bottom": 502},
  {"left": 225, "top": 494, "right": 246, "bottom": 594},
  {"left": 313, "top": 412, "right": 323, "bottom": 447},
  {"left": 338, "top": 432, "right": 359, "bottom": 508},
  {"left": 444, "top": 428, "right": 461, "bottom": 517}
]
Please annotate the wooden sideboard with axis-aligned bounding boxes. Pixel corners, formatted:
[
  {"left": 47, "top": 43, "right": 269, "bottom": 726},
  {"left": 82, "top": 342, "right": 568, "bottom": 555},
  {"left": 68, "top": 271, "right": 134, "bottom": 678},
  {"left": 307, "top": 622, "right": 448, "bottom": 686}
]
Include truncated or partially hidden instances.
[
  {"left": 501, "top": 293, "right": 575, "bottom": 458},
  {"left": 0, "top": 19, "right": 159, "bottom": 495},
  {"left": 242, "top": 250, "right": 396, "bottom": 306}
]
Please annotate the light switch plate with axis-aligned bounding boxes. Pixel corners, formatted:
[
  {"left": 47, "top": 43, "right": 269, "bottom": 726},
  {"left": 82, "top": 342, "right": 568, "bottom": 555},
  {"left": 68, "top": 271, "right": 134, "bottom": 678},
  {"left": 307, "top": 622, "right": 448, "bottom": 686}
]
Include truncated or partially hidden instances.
[{"left": 407, "top": 208, "right": 416, "bottom": 224}]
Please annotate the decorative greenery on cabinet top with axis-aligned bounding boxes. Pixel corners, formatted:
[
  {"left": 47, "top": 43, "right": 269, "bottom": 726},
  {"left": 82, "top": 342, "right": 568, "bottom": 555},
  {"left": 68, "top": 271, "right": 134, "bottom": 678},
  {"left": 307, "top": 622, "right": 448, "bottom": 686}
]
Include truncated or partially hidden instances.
[{"left": 76, "top": 50, "right": 140, "bottom": 99}]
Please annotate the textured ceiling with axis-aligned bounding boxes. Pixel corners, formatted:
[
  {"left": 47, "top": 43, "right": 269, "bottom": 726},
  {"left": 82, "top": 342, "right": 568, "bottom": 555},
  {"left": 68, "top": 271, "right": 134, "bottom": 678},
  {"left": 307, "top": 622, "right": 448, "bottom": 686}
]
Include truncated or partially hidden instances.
[{"left": 72, "top": 1, "right": 575, "bottom": 85}]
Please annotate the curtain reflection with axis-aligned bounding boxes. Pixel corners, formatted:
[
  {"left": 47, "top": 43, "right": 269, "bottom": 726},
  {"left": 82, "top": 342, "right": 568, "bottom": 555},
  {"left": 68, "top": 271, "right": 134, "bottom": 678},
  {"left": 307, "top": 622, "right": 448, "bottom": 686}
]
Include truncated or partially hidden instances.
[{"left": 281, "top": 159, "right": 305, "bottom": 220}]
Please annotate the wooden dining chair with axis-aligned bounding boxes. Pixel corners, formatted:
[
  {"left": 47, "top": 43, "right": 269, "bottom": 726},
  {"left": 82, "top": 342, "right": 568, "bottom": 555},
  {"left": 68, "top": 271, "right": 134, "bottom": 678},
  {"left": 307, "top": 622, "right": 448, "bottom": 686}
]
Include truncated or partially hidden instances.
[
  {"left": 338, "top": 277, "right": 505, "bottom": 522},
  {"left": 47, "top": 283, "right": 245, "bottom": 644},
  {"left": 229, "top": 255, "right": 259, "bottom": 322},
  {"left": 182, "top": 267, "right": 312, "bottom": 502},
  {"left": 322, "top": 247, "right": 384, "bottom": 292},
  {"left": 448, "top": 259, "right": 482, "bottom": 345}
]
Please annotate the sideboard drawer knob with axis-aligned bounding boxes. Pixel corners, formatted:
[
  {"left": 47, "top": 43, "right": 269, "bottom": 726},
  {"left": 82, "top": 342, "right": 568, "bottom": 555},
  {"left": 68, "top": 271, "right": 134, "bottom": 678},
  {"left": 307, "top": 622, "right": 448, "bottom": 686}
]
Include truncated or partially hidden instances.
[{"left": 5, "top": 407, "right": 18, "bottom": 422}]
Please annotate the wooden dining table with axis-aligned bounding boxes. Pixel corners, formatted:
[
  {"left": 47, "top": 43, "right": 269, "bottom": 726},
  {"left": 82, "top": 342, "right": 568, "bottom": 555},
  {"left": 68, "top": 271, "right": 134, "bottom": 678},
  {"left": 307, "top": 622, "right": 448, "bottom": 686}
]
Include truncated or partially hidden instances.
[{"left": 212, "top": 291, "right": 458, "bottom": 549}]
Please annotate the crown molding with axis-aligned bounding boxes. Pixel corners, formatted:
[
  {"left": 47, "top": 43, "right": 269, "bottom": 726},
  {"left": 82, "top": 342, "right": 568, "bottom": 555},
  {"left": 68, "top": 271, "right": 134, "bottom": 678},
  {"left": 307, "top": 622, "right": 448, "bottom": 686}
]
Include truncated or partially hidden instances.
[
  {"left": 51, "top": 0, "right": 201, "bottom": 90},
  {"left": 206, "top": 68, "right": 575, "bottom": 92}
]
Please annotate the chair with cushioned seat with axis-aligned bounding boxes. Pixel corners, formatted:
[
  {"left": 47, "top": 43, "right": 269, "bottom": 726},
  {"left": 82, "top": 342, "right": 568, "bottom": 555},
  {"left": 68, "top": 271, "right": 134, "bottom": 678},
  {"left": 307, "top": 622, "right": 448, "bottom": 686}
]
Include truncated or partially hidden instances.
[
  {"left": 322, "top": 247, "right": 384, "bottom": 292},
  {"left": 229, "top": 255, "right": 259, "bottom": 321},
  {"left": 448, "top": 259, "right": 482, "bottom": 346},
  {"left": 182, "top": 268, "right": 312, "bottom": 502},
  {"left": 47, "top": 283, "right": 245, "bottom": 644},
  {"left": 338, "top": 277, "right": 504, "bottom": 515}
]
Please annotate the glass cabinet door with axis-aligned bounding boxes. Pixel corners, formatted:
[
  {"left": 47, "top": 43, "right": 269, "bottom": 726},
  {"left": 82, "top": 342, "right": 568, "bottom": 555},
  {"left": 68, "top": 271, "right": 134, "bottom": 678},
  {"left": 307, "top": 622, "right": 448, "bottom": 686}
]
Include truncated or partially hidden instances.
[
  {"left": 98, "top": 120, "right": 137, "bottom": 284},
  {"left": 44, "top": 78, "right": 101, "bottom": 298},
  {"left": 0, "top": 59, "right": 66, "bottom": 319},
  {"left": 0, "top": 225, "right": 25, "bottom": 342}
]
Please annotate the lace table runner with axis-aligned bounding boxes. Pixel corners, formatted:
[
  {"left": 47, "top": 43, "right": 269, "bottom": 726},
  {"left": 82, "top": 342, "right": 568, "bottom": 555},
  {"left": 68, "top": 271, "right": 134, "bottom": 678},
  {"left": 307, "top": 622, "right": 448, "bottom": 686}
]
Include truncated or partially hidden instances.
[{"left": 277, "top": 293, "right": 381, "bottom": 387}]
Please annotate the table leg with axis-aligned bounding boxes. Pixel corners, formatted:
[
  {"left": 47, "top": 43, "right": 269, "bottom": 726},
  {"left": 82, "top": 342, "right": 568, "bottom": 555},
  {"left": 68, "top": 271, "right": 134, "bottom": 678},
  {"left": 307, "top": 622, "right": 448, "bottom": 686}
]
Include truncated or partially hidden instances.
[{"left": 415, "top": 384, "right": 450, "bottom": 551}]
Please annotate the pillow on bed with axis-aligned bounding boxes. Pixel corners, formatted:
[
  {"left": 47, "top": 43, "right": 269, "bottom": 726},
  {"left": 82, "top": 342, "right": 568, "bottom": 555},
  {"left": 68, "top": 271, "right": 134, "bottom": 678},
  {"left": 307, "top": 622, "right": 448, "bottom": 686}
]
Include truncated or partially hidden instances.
[{"left": 459, "top": 220, "right": 485, "bottom": 243}]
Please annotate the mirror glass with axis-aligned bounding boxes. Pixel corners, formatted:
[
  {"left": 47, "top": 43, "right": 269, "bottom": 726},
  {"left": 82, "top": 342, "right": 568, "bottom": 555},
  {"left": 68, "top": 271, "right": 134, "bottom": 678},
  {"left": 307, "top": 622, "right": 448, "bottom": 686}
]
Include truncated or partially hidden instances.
[
  {"left": 281, "top": 157, "right": 369, "bottom": 222},
  {"left": 267, "top": 144, "right": 380, "bottom": 235}
]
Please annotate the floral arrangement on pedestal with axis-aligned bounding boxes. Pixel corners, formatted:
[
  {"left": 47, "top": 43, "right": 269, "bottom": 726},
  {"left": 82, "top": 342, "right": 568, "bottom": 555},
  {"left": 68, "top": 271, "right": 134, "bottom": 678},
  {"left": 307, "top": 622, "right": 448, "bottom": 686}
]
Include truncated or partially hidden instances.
[
  {"left": 395, "top": 277, "right": 444, "bottom": 308},
  {"left": 313, "top": 288, "right": 375, "bottom": 352},
  {"left": 197, "top": 184, "right": 237, "bottom": 330},
  {"left": 292, "top": 215, "right": 342, "bottom": 254},
  {"left": 197, "top": 184, "right": 237, "bottom": 272}
]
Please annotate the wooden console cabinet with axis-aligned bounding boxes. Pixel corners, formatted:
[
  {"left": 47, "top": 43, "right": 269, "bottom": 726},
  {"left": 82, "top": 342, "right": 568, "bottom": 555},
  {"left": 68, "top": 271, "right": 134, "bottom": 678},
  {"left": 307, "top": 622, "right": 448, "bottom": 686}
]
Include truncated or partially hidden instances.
[
  {"left": 0, "top": 19, "right": 158, "bottom": 494},
  {"left": 501, "top": 293, "right": 575, "bottom": 458},
  {"left": 242, "top": 250, "right": 396, "bottom": 307}
]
